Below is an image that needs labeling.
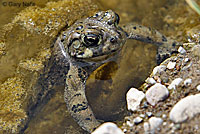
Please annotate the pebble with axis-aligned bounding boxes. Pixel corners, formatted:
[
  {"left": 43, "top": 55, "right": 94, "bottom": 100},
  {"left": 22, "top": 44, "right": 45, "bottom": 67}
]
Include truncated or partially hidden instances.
[
  {"left": 178, "top": 46, "right": 186, "bottom": 54},
  {"left": 92, "top": 122, "right": 124, "bottom": 134},
  {"left": 145, "top": 83, "right": 169, "bottom": 106},
  {"left": 170, "top": 93, "right": 200, "bottom": 123},
  {"left": 168, "top": 78, "right": 183, "bottom": 90},
  {"left": 146, "top": 77, "right": 156, "bottom": 85},
  {"left": 126, "top": 88, "right": 145, "bottom": 111},
  {"left": 184, "top": 78, "right": 192, "bottom": 86},
  {"left": 149, "top": 117, "right": 163, "bottom": 131},
  {"left": 191, "top": 45, "right": 200, "bottom": 58},
  {"left": 184, "top": 58, "right": 189, "bottom": 63},
  {"left": 152, "top": 65, "right": 166, "bottom": 75},
  {"left": 167, "top": 61, "right": 176, "bottom": 70},
  {"left": 143, "top": 122, "right": 150, "bottom": 133},
  {"left": 197, "top": 85, "right": 200, "bottom": 91},
  {"left": 133, "top": 117, "right": 143, "bottom": 124},
  {"left": 126, "top": 121, "right": 133, "bottom": 127},
  {"left": 146, "top": 112, "right": 153, "bottom": 117}
]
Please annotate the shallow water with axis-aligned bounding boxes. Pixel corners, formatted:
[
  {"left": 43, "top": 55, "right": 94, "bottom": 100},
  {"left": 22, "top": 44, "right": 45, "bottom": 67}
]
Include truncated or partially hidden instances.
[{"left": 0, "top": 0, "right": 193, "bottom": 133}]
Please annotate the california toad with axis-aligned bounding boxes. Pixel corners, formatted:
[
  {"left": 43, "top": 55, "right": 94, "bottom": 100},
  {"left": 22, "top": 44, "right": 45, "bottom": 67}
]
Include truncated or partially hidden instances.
[{"left": 44, "top": 10, "right": 181, "bottom": 133}]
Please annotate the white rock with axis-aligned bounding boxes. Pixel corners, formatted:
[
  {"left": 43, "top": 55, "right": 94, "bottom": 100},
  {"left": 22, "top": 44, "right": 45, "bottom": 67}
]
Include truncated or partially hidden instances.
[
  {"left": 152, "top": 65, "right": 166, "bottom": 75},
  {"left": 178, "top": 46, "right": 186, "bottom": 54},
  {"left": 92, "top": 122, "right": 124, "bottom": 134},
  {"left": 126, "top": 121, "right": 133, "bottom": 127},
  {"left": 149, "top": 117, "right": 163, "bottom": 131},
  {"left": 133, "top": 117, "right": 143, "bottom": 124},
  {"left": 146, "top": 77, "right": 156, "bottom": 84},
  {"left": 168, "top": 78, "right": 183, "bottom": 90},
  {"left": 197, "top": 85, "right": 200, "bottom": 91},
  {"left": 184, "top": 58, "right": 189, "bottom": 63},
  {"left": 143, "top": 122, "right": 150, "bottom": 133},
  {"left": 167, "top": 62, "right": 176, "bottom": 69},
  {"left": 146, "top": 83, "right": 169, "bottom": 106},
  {"left": 184, "top": 78, "right": 192, "bottom": 86},
  {"left": 170, "top": 93, "right": 200, "bottom": 123},
  {"left": 126, "top": 88, "right": 145, "bottom": 111}
]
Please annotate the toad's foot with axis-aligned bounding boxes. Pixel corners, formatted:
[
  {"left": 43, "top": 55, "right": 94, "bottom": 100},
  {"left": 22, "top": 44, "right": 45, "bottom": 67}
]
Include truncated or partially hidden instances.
[
  {"left": 121, "top": 23, "right": 182, "bottom": 64},
  {"left": 64, "top": 63, "right": 101, "bottom": 133}
]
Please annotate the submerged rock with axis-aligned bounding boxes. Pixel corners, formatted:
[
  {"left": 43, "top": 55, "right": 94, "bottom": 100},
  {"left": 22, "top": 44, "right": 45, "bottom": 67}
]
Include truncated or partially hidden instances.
[
  {"left": 191, "top": 45, "right": 200, "bottom": 58},
  {"left": 0, "top": 0, "right": 99, "bottom": 133}
]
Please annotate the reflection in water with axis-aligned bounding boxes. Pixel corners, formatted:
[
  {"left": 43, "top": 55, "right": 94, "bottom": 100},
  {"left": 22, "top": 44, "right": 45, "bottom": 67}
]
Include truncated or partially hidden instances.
[{"left": 86, "top": 40, "right": 156, "bottom": 121}]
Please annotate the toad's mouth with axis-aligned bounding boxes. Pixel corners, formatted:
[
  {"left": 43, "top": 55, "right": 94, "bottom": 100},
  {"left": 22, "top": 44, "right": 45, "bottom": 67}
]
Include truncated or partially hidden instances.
[{"left": 78, "top": 48, "right": 121, "bottom": 63}]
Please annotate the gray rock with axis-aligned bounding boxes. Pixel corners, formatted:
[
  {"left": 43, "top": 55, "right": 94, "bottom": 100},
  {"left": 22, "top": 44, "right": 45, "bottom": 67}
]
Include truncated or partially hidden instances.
[
  {"left": 126, "top": 88, "right": 145, "bottom": 111},
  {"left": 92, "top": 122, "right": 124, "bottom": 134},
  {"left": 178, "top": 46, "right": 186, "bottom": 54},
  {"left": 167, "top": 61, "right": 176, "bottom": 70},
  {"left": 170, "top": 93, "right": 200, "bottom": 123},
  {"left": 184, "top": 78, "right": 192, "bottom": 87},
  {"left": 168, "top": 78, "right": 183, "bottom": 90},
  {"left": 146, "top": 83, "right": 169, "bottom": 106},
  {"left": 152, "top": 65, "right": 166, "bottom": 75},
  {"left": 149, "top": 117, "right": 163, "bottom": 132}
]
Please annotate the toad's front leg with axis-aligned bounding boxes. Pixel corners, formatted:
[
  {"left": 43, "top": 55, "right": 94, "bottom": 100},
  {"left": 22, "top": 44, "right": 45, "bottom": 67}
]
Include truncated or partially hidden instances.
[
  {"left": 64, "top": 63, "right": 100, "bottom": 133},
  {"left": 121, "top": 23, "right": 182, "bottom": 64}
]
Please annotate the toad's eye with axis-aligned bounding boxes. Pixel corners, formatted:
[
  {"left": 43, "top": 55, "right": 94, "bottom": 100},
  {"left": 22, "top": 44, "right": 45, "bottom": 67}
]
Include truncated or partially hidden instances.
[{"left": 84, "top": 34, "right": 100, "bottom": 47}]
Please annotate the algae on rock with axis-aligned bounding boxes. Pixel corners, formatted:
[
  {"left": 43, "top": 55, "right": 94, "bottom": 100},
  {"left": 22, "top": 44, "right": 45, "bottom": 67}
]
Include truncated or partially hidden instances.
[{"left": 0, "top": 0, "right": 99, "bottom": 133}]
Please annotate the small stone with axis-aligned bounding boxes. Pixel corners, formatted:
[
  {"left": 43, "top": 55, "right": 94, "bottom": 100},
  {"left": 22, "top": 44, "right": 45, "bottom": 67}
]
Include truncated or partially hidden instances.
[
  {"left": 184, "top": 58, "right": 189, "bottom": 63},
  {"left": 191, "top": 45, "right": 200, "bottom": 58},
  {"left": 146, "top": 112, "right": 153, "bottom": 117},
  {"left": 92, "top": 122, "right": 124, "bottom": 134},
  {"left": 170, "top": 93, "right": 200, "bottom": 123},
  {"left": 146, "top": 83, "right": 169, "bottom": 106},
  {"left": 178, "top": 46, "right": 186, "bottom": 54},
  {"left": 140, "top": 114, "right": 146, "bottom": 118},
  {"left": 126, "top": 88, "right": 145, "bottom": 111},
  {"left": 149, "top": 117, "right": 163, "bottom": 132},
  {"left": 133, "top": 117, "right": 143, "bottom": 125},
  {"left": 146, "top": 77, "right": 156, "bottom": 85},
  {"left": 168, "top": 78, "right": 183, "bottom": 90},
  {"left": 167, "top": 62, "right": 176, "bottom": 69},
  {"left": 197, "top": 85, "right": 200, "bottom": 91},
  {"left": 126, "top": 121, "right": 133, "bottom": 127},
  {"left": 152, "top": 65, "right": 166, "bottom": 75},
  {"left": 162, "top": 114, "right": 167, "bottom": 119},
  {"left": 184, "top": 78, "right": 192, "bottom": 86},
  {"left": 143, "top": 122, "right": 150, "bottom": 133}
]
